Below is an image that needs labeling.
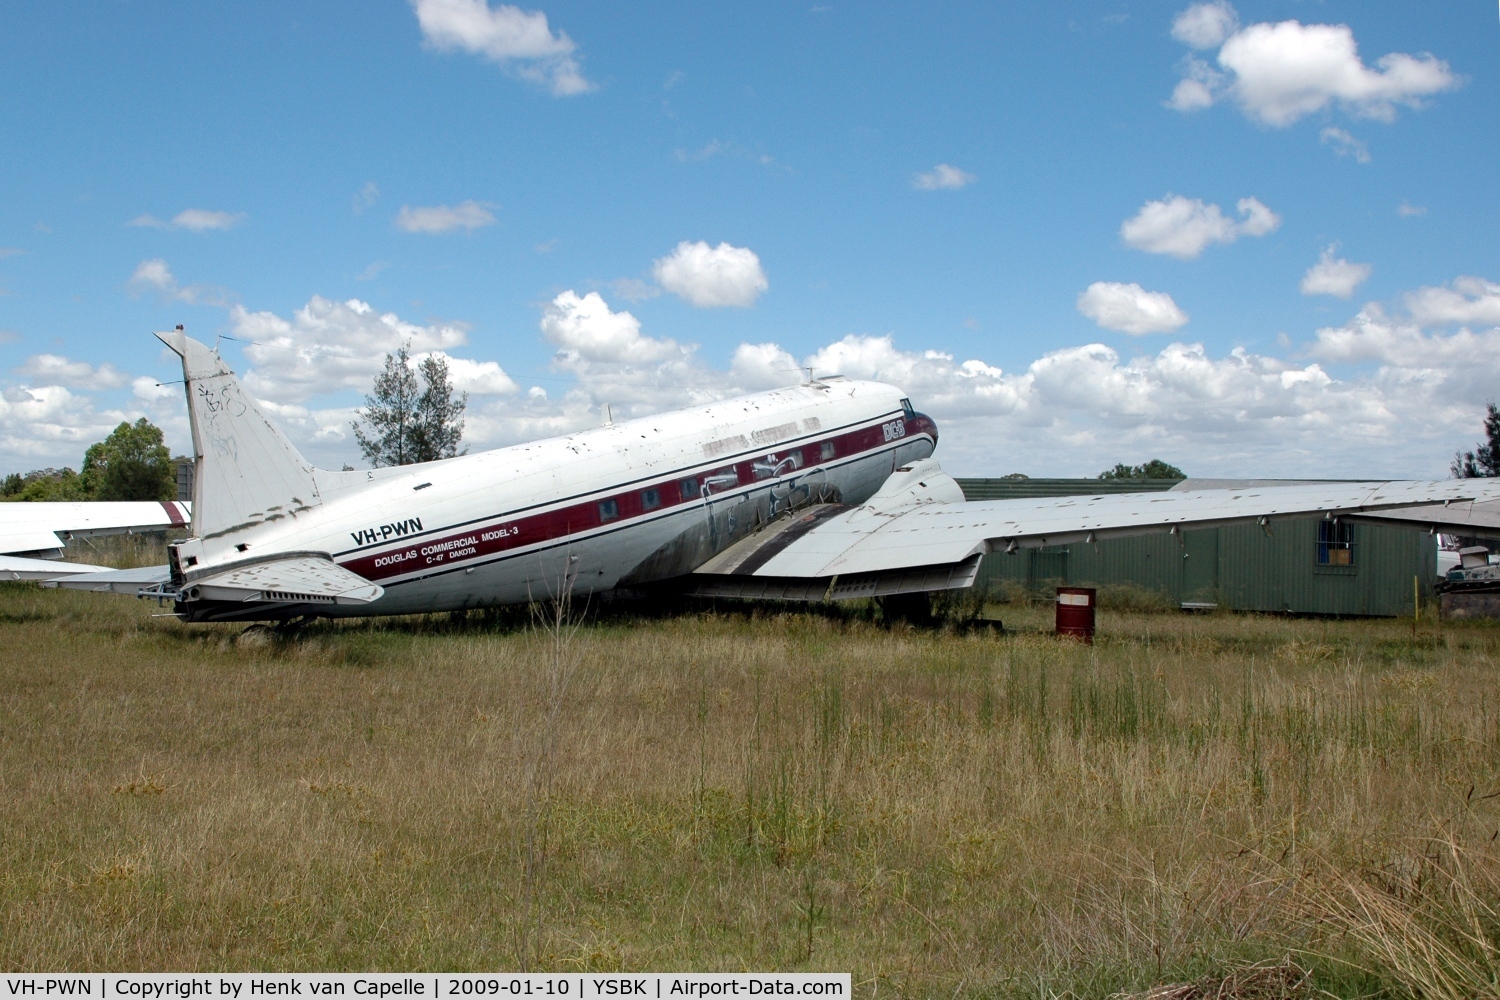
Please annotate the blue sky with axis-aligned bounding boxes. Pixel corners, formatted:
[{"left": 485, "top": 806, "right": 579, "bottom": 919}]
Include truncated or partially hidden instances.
[{"left": 1, "top": 1, "right": 1497, "bottom": 478}]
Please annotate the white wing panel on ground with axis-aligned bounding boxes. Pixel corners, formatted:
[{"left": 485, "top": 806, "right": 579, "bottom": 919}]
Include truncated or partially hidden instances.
[
  {"left": 47, "top": 564, "right": 171, "bottom": 593},
  {"left": 0, "top": 500, "right": 190, "bottom": 555},
  {"left": 1, "top": 554, "right": 110, "bottom": 581},
  {"left": 691, "top": 460, "right": 1500, "bottom": 597}
]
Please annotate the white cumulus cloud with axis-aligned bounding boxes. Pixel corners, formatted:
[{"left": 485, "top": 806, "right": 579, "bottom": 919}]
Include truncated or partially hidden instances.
[
  {"left": 132, "top": 376, "right": 178, "bottom": 403},
  {"left": 14, "top": 355, "right": 129, "bottom": 390},
  {"left": 912, "top": 164, "right": 976, "bottom": 190},
  {"left": 129, "top": 209, "right": 245, "bottom": 231},
  {"left": 729, "top": 342, "right": 800, "bottom": 390},
  {"left": 18, "top": 270, "right": 1500, "bottom": 479},
  {"left": 1166, "top": 4, "right": 1459, "bottom": 127},
  {"left": 1320, "top": 126, "right": 1370, "bottom": 163},
  {"left": 410, "top": 0, "right": 592, "bottom": 96},
  {"left": 129, "top": 258, "right": 175, "bottom": 291},
  {"left": 1077, "top": 282, "right": 1189, "bottom": 335},
  {"left": 230, "top": 296, "right": 501, "bottom": 404},
  {"left": 1300, "top": 245, "right": 1371, "bottom": 299},
  {"left": 1171, "top": 2, "right": 1238, "bottom": 49},
  {"left": 127, "top": 258, "right": 234, "bottom": 307},
  {"left": 1404, "top": 276, "right": 1500, "bottom": 328},
  {"left": 1120, "top": 194, "right": 1280, "bottom": 259},
  {"left": 541, "top": 290, "right": 687, "bottom": 366},
  {"left": 0, "top": 384, "right": 178, "bottom": 471},
  {"left": 394, "top": 200, "right": 497, "bottom": 234},
  {"left": 652, "top": 241, "right": 768, "bottom": 308},
  {"left": 1166, "top": 59, "right": 1223, "bottom": 112},
  {"left": 414, "top": 353, "right": 518, "bottom": 396}
]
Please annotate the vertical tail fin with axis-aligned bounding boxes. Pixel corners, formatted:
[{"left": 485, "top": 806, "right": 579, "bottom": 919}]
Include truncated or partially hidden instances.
[{"left": 157, "top": 328, "right": 321, "bottom": 538}]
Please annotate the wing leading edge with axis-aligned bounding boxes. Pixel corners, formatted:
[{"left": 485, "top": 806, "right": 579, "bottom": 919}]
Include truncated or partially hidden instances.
[{"left": 690, "top": 459, "right": 1500, "bottom": 599}]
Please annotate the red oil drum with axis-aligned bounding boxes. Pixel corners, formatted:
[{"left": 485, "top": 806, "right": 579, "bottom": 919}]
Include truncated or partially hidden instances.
[{"left": 1055, "top": 587, "right": 1096, "bottom": 643}]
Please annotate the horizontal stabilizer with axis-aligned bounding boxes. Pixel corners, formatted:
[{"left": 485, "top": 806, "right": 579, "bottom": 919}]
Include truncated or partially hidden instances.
[
  {"left": 183, "top": 555, "right": 383, "bottom": 605},
  {"left": 50, "top": 564, "right": 170, "bottom": 594},
  {"left": 1, "top": 554, "right": 110, "bottom": 581}
]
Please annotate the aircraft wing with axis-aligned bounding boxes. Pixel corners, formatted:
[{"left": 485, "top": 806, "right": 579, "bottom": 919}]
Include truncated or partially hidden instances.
[
  {"left": 1, "top": 554, "right": 110, "bottom": 581},
  {"left": 1170, "top": 479, "right": 1500, "bottom": 536},
  {"left": 690, "top": 460, "right": 1500, "bottom": 600},
  {"left": 0, "top": 500, "right": 191, "bottom": 556},
  {"left": 41, "top": 564, "right": 172, "bottom": 594},
  {"left": 1352, "top": 499, "right": 1500, "bottom": 535}
]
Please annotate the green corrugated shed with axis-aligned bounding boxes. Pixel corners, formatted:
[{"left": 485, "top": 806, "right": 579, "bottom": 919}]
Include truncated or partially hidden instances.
[{"left": 956, "top": 478, "right": 1435, "bottom": 616}]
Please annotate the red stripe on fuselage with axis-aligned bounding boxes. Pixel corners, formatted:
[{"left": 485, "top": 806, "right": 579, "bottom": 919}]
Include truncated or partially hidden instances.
[
  {"left": 160, "top": 501, "right": 186, "bottom": 527},
  {"left": 340, "top": 415, "right": 930, "bottom": 583}
]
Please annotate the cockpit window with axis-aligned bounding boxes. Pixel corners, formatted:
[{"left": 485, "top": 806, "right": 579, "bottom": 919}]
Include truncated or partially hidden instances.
[{"left": 900, "top": 397, "right": 916, "bottom": 419}]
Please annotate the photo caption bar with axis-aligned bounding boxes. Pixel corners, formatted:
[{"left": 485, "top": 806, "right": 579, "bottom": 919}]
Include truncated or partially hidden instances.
[{"left": 0, "top": 975, "right": 850, "bottom": 1000}]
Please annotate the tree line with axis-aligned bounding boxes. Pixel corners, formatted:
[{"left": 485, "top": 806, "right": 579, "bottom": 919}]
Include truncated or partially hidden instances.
[{"left": 2, "top": 418, "right": 178, "bottom": 502}]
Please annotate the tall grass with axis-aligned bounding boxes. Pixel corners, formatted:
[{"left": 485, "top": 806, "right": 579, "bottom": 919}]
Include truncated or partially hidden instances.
[{"left": 2, "top": 585, "right": 1499, "bottom": 996}]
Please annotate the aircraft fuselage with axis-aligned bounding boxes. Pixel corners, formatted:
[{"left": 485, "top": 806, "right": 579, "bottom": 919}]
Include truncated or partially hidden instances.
[{"left": 169, "top": 378, "right": 936, "bottom": 621}]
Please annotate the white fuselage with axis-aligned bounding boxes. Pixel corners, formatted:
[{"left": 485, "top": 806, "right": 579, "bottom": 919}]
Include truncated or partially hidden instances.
[{"left": 170, "top": 379, "right": 936, "bottom": 621}]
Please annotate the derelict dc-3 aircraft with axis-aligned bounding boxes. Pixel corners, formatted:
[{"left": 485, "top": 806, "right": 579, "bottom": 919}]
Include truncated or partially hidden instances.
[{"left": 4, "top": 327, "right": 1500, "bottom": 623}]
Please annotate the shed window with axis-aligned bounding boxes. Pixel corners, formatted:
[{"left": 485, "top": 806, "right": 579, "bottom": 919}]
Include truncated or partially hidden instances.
[
  {"left": 1317, "top": 520, "right": 1354, "bottom": 566},
  {"left": 598, "top": 499, "right": 619, "bottom": 523},
  {"left": 641, "top": 487, "right": 661, "bottom": 511}
]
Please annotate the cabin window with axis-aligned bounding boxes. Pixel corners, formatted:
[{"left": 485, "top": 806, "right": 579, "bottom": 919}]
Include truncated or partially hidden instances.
[
  {"left": 598, "top": 498, "right": 619, "bottom": 523},
  {"left": 820, "top": 441, "right": 836, "bottom": 461},
  {"left": 680, "top": 477, "right": 701, "bottom": 499},
  {"left": 641, "top": 487, "right": 661, "bottom": 511},
  {"left": 900, "top": 397, "right": 916, "bottom": 420},
  {"left": 702, "top": 468, "right": 740, "bottom": 494},
  {"left": 1317, "top": 520, "right": 1354, "bottom": 566},
  {"left": 752, "top": 452, "right": 799, "bottom": 480}
]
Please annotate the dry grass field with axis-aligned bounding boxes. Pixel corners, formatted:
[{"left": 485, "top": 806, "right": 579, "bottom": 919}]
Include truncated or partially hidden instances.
[{"left": 4, "top": 561, "right": 1500, "bottom": 997}]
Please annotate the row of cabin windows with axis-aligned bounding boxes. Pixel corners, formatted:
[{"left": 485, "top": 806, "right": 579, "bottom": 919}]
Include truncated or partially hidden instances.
[{"left": 595, "top": 441, "right": 840, "bottom": 524}]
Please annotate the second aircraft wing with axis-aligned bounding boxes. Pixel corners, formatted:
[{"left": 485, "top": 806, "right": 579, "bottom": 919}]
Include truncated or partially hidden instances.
[{"left": 691, "top": 460, "right": 1500, "bottom": 599}]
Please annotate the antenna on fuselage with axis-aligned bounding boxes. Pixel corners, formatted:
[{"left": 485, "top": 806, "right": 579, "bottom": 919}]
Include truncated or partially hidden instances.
[
  {"left": 776, "top": 366, "right": 822, "bottom": 386},
  {"left": 603, "top": 403, "right": 613, "bottom": 426}
]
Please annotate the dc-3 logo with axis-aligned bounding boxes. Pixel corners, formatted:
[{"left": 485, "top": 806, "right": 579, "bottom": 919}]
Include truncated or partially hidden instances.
[{"left": 882, "top": 418, "right": 906, "bottom": 442}]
